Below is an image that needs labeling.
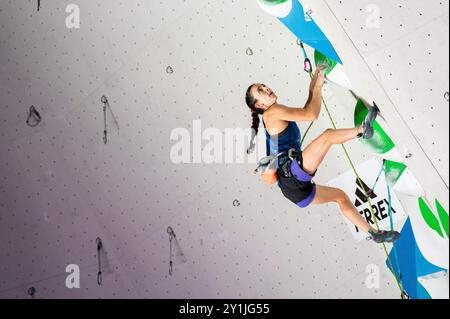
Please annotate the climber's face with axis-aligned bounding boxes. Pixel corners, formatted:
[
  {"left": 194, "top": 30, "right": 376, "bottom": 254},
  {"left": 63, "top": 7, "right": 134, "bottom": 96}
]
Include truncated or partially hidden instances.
[{"left": 252, "top": 84, "right": 277, "bottom": 110}]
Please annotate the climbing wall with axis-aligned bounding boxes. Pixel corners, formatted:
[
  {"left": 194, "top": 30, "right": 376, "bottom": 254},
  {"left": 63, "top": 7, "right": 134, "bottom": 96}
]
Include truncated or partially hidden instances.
[
  {"left": 0, "top": 0, "right": 447, "bottom": 299},
  {"left": 324, "top": 0, "right": 449, "bottom": 196}
]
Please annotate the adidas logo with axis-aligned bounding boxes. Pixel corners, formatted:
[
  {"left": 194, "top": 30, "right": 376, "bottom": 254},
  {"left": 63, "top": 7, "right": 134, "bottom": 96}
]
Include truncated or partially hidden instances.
[
  {"left": 354, "top": 179, "right": 377, "bottom": 207},
  {"left": 353, "top": 178, "right": 396, "bottom": 232}
]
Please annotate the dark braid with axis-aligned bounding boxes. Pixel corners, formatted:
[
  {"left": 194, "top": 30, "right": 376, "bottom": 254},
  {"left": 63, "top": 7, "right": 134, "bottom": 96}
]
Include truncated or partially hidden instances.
[
  {"left": 245, "top": 84, "right": 264, "bottom": 154},
  {"left": 251, "top": 112, "right": 261, "bottom": 135}
]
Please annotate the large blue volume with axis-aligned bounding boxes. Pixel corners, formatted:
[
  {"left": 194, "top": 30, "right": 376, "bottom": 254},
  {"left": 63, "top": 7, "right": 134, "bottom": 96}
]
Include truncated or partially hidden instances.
[{"left": 278, "top": 0, "right": 342, "bottom": 64}]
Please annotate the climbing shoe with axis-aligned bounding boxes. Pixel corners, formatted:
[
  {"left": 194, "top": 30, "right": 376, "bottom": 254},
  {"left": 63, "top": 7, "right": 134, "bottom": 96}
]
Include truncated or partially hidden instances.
[
  {"left": 368, "top": 229, "right": 401, "bottom": 244},
  {"left": 358, "top": 102, "right": 381, "bottom": 139}
]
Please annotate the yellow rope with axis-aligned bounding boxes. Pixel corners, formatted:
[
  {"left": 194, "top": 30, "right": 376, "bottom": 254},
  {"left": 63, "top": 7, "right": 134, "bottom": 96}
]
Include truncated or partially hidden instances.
[
  {"left": 319, "top": 94, "right": 405, "bottom": 295},
  {"left": 299, "top": 56, "right": 405, "bottom": 296}
]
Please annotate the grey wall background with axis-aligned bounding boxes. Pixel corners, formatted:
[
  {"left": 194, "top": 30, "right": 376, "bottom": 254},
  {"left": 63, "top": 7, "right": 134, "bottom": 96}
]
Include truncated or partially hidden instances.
[{"left": 0, "top": 0, "right": 448, "bottom": 298}]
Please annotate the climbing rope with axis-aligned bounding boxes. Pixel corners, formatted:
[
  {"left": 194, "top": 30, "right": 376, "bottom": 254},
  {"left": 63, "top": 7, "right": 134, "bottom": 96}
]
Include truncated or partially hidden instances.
[
  {"left": 321, "top": 92, "right": 405, "bottom": 295},
  {"left": 325, "top": 91, "right": 406, "bottom": 296},
  {"left": 370, "top": 161, "right": 404, "bottom": 287},
  {"left": 387, "top": 183, "right": 403, "bottom": 286},
  {"left": 298, "top": 42, "right": 406, "bottom": 297},
  {"left": 369, "top": 160, "right": 385, "bottom": 197}
]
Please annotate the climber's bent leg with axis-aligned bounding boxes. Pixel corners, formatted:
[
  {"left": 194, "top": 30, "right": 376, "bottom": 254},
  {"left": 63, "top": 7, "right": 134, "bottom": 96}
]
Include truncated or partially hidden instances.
[
  {"left": 302, "top": 128, "right": 361, "bottom": 175},
  {"left": 312, "top": 185, "right": 377, "bottom": 234}
]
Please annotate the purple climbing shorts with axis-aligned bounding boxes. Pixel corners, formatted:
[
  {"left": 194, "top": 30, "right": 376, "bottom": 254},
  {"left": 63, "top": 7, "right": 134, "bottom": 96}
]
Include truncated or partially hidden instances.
[{"left": 277, "top": 152, "right": 317, "bottom": 208}]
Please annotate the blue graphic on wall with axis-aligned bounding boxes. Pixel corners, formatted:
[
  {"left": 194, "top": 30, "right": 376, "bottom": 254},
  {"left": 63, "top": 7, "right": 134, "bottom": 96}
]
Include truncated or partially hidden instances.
[
  {"left": 386, "top": 218, "right": 445, "bottom": 299},
  {"left": 278, "top": 0, "right": 342, "bottom": 64}
]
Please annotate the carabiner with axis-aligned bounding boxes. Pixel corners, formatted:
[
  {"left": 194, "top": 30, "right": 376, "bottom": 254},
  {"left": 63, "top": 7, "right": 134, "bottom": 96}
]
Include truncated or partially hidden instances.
[{"left": 304, "top": 58, "right": 312, "bottom": 74}]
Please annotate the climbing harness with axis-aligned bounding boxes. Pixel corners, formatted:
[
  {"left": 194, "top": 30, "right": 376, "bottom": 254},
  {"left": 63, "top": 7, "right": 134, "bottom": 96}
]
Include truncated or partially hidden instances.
[
  {"left": 96, "top": 237, "right": 103, "bottom": 286},
  {"left": 253, "top": 38, "right": 405, "bottom": 297},
  {"left": 26, "top": 105, "right": 42, "bottom": 127}
]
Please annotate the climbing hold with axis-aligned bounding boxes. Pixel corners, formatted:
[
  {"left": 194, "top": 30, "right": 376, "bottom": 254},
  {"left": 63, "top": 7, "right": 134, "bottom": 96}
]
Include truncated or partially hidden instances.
[
  {"left": 26, "top": 105, "right": 42, "bottom": 127},
  {"left": 354, "top": 99, "right": 402, "bottom": 161},
  {"left": 314, "top": 50, "right": 337, "bottom": 75},
  {"left": 256, "top": 0, "right": 293, "bottom": 18},
  {"left": 166, "top": 66, "right": 174, "bottom": 74}
]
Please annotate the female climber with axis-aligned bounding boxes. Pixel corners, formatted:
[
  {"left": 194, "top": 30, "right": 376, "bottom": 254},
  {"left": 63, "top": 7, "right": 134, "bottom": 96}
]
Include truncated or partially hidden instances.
[{"left": 245, "top": 66, "right": 400, "bottom": 244}]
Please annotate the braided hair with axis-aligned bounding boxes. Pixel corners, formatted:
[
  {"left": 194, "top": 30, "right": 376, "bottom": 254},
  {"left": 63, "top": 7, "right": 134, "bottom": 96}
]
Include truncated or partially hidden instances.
[{"left": 245, "top": 84, "right": 264, "bottom": 154}]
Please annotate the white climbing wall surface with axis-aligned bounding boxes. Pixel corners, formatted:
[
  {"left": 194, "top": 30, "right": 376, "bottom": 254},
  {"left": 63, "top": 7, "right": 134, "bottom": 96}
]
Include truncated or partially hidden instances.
[{"left": 0, "top": 0, "right": 448, "bottom": 299}]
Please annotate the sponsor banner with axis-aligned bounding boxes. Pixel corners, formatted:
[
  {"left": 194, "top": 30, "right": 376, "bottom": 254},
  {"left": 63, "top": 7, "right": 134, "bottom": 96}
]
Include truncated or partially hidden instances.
[{"left": 327, "top": 157, "right": 407, "bottom": 241}]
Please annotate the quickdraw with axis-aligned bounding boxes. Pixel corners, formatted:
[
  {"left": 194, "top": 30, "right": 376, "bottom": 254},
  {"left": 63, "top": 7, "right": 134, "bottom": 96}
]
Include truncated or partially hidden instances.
[
  {"left": 366, "top": 159, "right": 386, "bottom": 199},
  {"left": 96, "top": 237, "right": 103, "bottom": 286},
  {"left": 101, "top": 96, "right": 109, "bottom": 144},
  {"left": 101, "top": 95, "right": 120, "bottom": 145},
  {"left": 167, "top": 227, "right": 175, "bottom": 276},
  {"left": 298, "top": 40, "right": 313, "bottom": 74}
]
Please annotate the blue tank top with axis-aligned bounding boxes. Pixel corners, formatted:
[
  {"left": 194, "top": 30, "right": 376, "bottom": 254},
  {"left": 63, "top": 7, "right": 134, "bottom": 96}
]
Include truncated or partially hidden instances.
[{"left": 264, "top": 120, "right": 302, "bottom": 156}]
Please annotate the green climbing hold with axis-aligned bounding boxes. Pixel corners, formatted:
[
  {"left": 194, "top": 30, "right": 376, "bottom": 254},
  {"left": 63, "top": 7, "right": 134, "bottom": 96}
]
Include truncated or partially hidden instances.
[
  {"left": 354, "top": 99, "right": 395, "bottom": 154},
  {"left": 418, "top": 198, "right": 444, "bottom": 238},
  {"left": 258, "top": 0, "right": 289, "bottom": 5},
  {"left": 435, "top": 199, "right": 449, "bottom": 238},
  {"left": 384, "top": 160, "right": 407, "bottom": 188},
  {"left": 314, "top": 50, "right": 337, "bottom": 75}
]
